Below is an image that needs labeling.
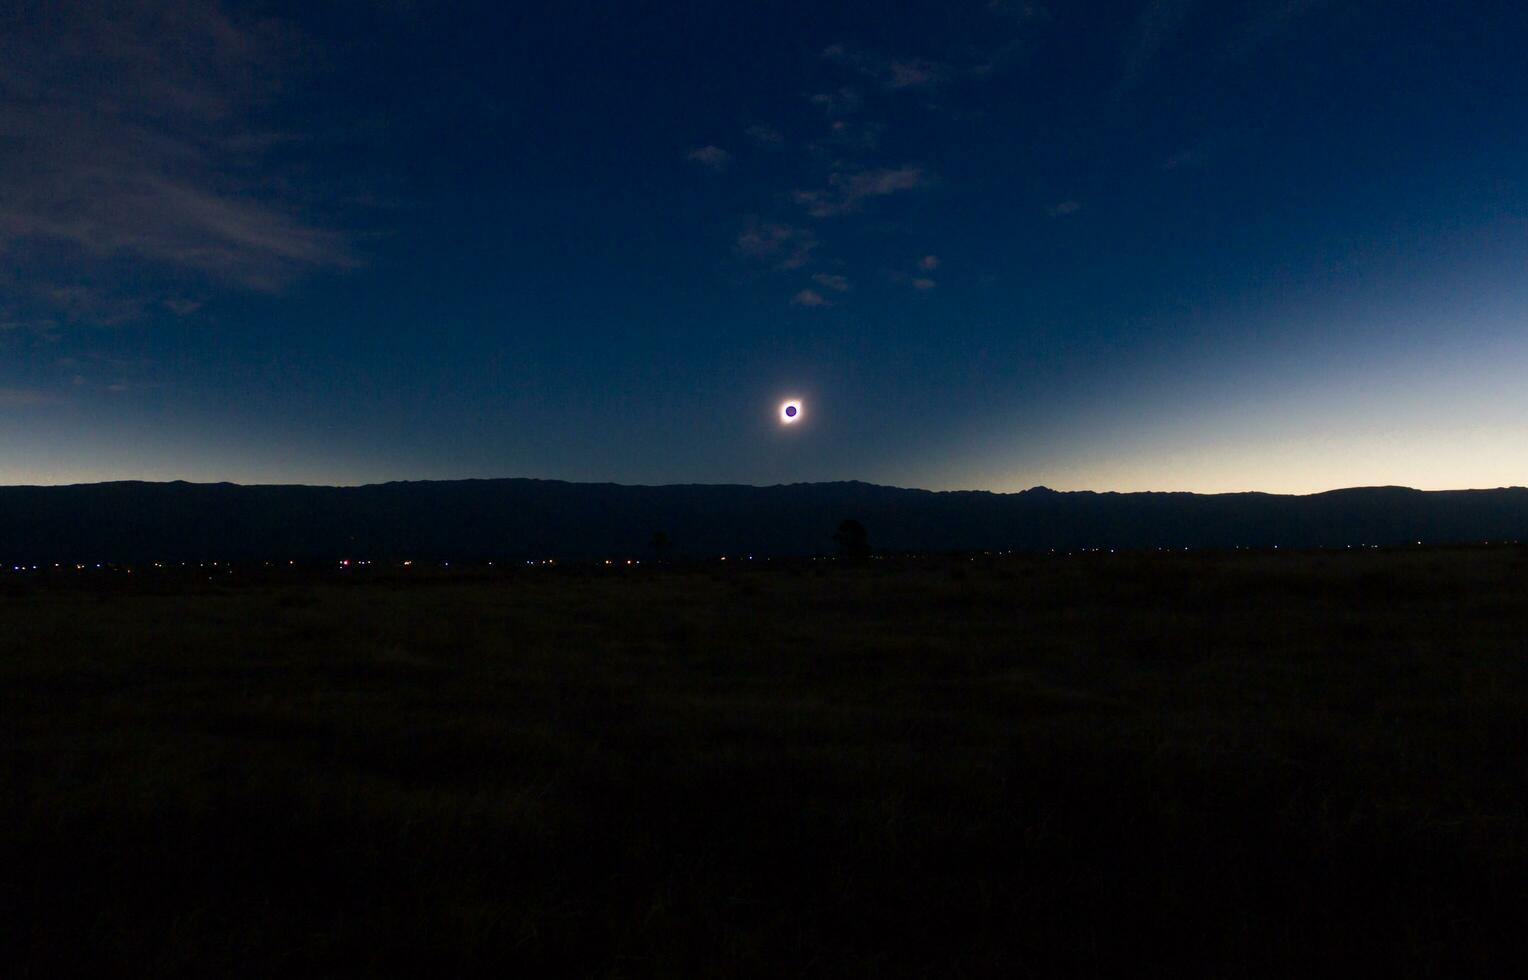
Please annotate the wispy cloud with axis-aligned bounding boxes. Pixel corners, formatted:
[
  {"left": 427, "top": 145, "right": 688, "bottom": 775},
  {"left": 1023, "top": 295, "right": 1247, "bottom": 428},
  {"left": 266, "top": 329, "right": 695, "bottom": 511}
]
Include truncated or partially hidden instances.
[
  {"left": 0, "top": 387, "right": 63, "bottom": 408},
  {"left": 1117, "top": 0, "right": 1324, "bottom": 94},
  {"left": 793, "top": 165, "right": 931, "bottom": 218},
  {"left": 821, "top": 44, "right": 948, "bottom": 91},
  {"left": 1049, "top": 200, "right": 1081, "bottom": 216},
  {"left": 686, "top": 145, "right": 732, "bottom": 171},
  {"left": 812, "top": 273, "right": 851, "bottom": 292},
  {"left": 825, "top": 119, "right": 884, "bottom": 151},
  {"left": 808, "top": 87, "right": 863, "bottom": 116},
  {"left": 839, "top": 166, "right": 930, "bottom": 200},
  {"left": 735, "top": 219, "right": 818, "bottom": 269},
  {"left": 1164, "top": 146, "right": 1203, "bottom": 170},
  {"left": 46, "top": 350, "right": 159, "bottom": 397},
  {"left": 972, "top": 1, "right": 1052, "bottom": 76},
  {"left": 1163, "top": 130, "right": 1234, "bottom": 171},
  {"left": 987, "top": 0, "right": 1048, "bottom": 20},
  {"left": 163, "top": 297, "right": 205, "bottom": 316},
  {"left": 890, "top": 257, "right": 939, "bottom": 291},
  {"left": 0, "top": 0, "right": 354, "bottom": 324},
  {"left": 744, "top": 125, "right": 784, "bottom": 147},
  {"left": 32, "top": 285, "right": 150, "bottom": 327},
  {"left": 1225, "top": 0, "right": 1333, "bottom": 61},
  {"left": 791, "top": 288, "right": 831, "bottom": 308},
  {"left": 1118, "top": 0, "right": 1196, "bottom": 94}
]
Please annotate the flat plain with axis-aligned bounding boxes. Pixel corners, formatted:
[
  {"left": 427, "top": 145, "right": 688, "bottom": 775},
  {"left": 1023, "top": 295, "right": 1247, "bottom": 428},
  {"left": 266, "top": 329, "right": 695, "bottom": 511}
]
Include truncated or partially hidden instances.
[{"left": 4, "top": 547, "right": 1527, "bottom": 977}]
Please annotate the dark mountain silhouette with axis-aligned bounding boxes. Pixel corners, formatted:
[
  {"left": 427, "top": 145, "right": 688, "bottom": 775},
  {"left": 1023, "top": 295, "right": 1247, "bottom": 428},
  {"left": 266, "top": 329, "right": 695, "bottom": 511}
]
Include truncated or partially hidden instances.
[{"left": 1, "top": 479, "right": 1526, "bottom": 562}]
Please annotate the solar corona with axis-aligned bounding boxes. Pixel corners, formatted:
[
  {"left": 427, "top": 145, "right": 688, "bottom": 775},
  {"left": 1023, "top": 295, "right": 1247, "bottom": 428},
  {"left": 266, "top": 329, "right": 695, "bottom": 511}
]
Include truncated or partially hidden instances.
[{"left": 780, "top": 400, "right": 802, "bottom": 424}]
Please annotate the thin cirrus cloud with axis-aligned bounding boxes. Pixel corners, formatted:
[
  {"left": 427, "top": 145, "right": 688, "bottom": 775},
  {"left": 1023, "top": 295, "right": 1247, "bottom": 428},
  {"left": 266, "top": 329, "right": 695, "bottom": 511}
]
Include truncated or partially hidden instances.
[
  {"left": 0, "top": 0, "right": 354, "bottom": 325},
  {"left": 793, "top": 165, "right": 931, "bottom": 218},
  {"left": 918, "top": 255, "right": 940, "bottom": 271},
  {"left": 1050, "top": 200, "right": 1081, "bottom": 216},
  {"left": 812, "top": 273, "right": 851, "bottom": 292},
  {"left": 686, "top": 145, "right": 732, "bottom": 171},
  {"left": 790, "top": 288, "right": 831, "bottom": 308}
]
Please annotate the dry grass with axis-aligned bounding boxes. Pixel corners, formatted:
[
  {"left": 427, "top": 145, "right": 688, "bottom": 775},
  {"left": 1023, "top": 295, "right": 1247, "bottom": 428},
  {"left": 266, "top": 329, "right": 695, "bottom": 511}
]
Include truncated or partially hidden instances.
[{"left": 3, "top": 547, "right": 1528, "bottom": 976}]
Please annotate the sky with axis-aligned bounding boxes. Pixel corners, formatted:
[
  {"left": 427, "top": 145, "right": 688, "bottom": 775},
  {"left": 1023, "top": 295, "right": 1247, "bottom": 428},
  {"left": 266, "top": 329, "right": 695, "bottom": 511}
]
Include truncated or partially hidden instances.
[{"left": 2, "top": 0, "right": 1527, "bottom": 493}]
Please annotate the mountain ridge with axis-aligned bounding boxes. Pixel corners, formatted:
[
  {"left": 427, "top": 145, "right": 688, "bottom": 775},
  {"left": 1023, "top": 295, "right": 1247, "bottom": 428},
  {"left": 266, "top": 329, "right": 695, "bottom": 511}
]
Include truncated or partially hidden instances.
[{"left": 2, "top": 478, "right": 1526, "bottom": 561}]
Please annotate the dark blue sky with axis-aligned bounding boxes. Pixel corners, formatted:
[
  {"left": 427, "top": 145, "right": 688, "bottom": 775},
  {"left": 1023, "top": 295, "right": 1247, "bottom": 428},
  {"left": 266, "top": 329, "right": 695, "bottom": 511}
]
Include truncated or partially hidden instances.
[{"left": 4, "top": 0, "right": 1526, "bottom": 491}]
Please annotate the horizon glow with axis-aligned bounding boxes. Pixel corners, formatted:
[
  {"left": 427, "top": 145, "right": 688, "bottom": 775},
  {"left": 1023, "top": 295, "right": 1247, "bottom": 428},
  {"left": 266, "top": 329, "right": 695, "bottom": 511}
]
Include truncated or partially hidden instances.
[{"left": 2, "top": 3, "right": 1526, "bottom": 493}]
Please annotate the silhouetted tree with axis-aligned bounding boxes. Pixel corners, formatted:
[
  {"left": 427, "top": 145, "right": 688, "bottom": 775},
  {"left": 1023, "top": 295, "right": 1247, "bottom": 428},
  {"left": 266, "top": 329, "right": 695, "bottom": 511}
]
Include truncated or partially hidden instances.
[
  {"left": 833, "top": 518, "right": 870, "bottom": 560},
  {"left": 649, "top": 530, "right": 671, "bottom": 560}
]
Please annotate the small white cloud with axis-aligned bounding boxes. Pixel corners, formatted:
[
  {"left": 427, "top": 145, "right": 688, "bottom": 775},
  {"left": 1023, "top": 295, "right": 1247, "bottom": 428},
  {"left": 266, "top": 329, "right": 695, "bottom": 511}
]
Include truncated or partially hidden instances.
[
  {"left": 808, "top": 87, "right": 862, "bottom": 116},
  {"left": 791, "top": 288, "right": 831, "bottom": 307},
  {"left": 821, "top": 44, "right": 947, "bottom": 91},
  {"left": 840, "top": 165, "right": 927, "bottom": 199},
  {"left": 1163, "top": 146, "right": 1209, "bottom": 171},
  {"left": 886, "top": 58, "right": 942, "bottom": 89},
  {"left": 735, "top": 218, "right": 817, "bottom": 269},
  {"left": 812, "top": 273, "right": 850, "bottom": 292},
  {"left": 1050, "top": 200, "right": 1081, "bottom": 216},
  {"left": 686, "top": 145, "right": 732, "bottom": 171},
  {"left": 912, "top": 277, "right": 937, "bottom": 290},
  {"left": 918, "top": 254, "right": 940, "bottom": 271},
  {"left": 796, "top": 165, "right": 931, "bottom": 217},
  {"left": 791, "top": 189, "right": 830, "bottom": 214}
]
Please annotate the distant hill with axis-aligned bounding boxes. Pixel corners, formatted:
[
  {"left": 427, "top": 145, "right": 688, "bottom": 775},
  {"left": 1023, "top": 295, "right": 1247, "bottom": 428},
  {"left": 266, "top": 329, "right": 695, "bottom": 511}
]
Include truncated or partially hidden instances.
[{"left": 1, "top": 479, "right": 1526, "bottom": 562}]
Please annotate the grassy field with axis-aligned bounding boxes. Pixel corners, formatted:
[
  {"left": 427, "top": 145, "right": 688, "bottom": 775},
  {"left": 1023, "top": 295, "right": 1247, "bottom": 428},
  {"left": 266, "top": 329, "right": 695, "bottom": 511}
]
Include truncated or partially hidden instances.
[{"left": 4, "top": 547, "right": 1528, "bottom": 977}]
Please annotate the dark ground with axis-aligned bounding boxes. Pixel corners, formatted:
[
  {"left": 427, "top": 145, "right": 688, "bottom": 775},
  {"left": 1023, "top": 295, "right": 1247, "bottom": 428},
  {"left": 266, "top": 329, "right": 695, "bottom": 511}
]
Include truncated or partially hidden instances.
[{"left": 4, "top": 547, "right": 1528, "bottom": 977}]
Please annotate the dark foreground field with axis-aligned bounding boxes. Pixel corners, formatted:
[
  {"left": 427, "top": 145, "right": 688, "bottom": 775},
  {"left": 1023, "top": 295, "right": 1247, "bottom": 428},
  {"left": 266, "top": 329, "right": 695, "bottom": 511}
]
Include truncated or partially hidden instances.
[{"left": 5, "top": 548, "right": 1528, "bottom": 977}]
